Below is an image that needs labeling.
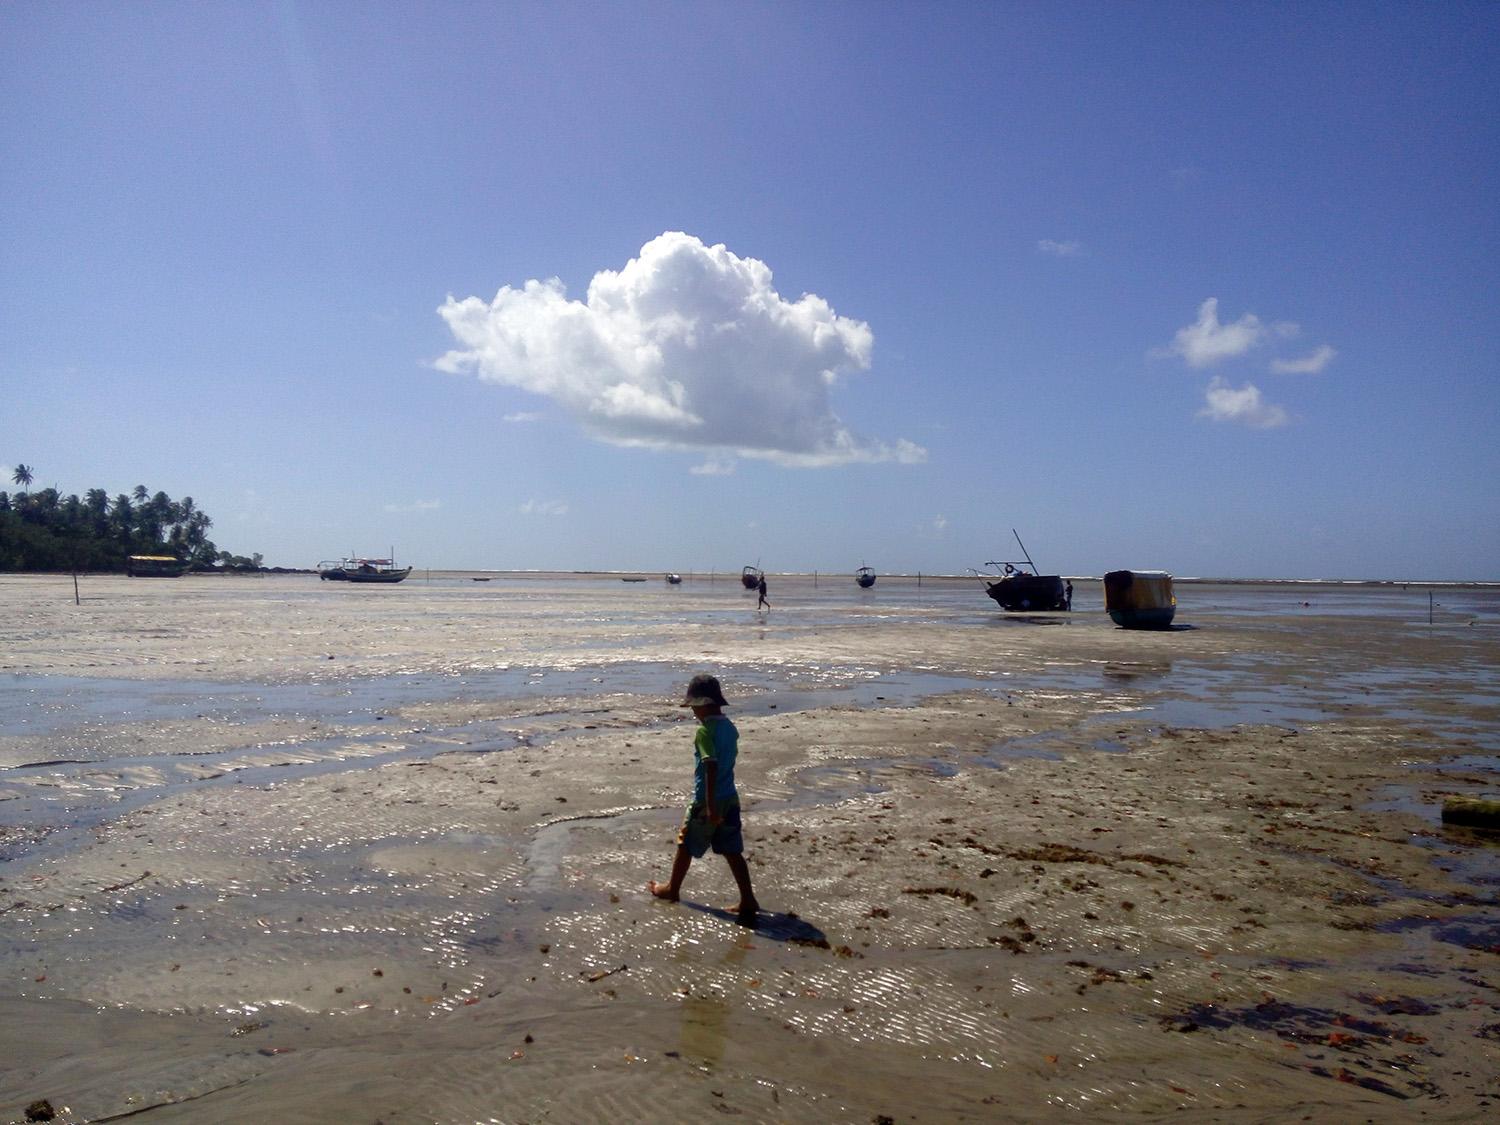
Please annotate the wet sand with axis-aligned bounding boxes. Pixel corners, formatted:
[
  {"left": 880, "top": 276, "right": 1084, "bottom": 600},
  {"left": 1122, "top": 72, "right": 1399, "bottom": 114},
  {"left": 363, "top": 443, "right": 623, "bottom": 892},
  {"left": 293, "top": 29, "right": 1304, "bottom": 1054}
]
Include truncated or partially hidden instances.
[{"left": 1, "top": 573, "right": 1497, "bottom": 1123}]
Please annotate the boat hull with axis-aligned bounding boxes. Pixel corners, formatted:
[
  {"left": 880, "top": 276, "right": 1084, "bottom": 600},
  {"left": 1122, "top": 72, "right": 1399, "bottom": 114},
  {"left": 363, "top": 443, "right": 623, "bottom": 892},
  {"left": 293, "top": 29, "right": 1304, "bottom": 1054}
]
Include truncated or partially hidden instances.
[
  {"left": 985, "top": 575, "right": 1067, "bottom": 611},
  {"left": 342, "top": 567, "right": 412, "bottom": 583},
  {"left": 1103, "top": 570, "right": 1176, "bottom": 629}
]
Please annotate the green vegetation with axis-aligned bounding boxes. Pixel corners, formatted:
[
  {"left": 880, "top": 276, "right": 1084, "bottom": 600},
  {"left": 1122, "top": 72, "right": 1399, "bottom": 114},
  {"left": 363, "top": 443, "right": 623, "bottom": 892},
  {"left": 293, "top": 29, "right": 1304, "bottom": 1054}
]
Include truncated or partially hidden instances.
[{"left": 0, "top": 474, "right": 261, "bottom": 572}]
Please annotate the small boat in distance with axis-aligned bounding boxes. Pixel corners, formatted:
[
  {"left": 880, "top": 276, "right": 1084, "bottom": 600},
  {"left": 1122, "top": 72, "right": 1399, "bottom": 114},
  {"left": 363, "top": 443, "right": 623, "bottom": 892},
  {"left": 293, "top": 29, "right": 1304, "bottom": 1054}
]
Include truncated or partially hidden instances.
[
  {"left": 1104, "top": 570, "right": 1176, "bottom": 629},
  {"left": 741, "top": 565, "right": 762, "bottom": 590},
  {"left": 976, "top": 530, "right": 1068, "bottom": 612},
  {"left": 665, "top": 573, "right": 682, "bottom": 584},
  {"left": 127, "top": 555, "right": 187, "bottom": 578},
  {"left": 856, "top": 565, "right": 876, "bottom": 588},
  {"left": 338, "top": 558, "right": 412, "bottom": 583},
  {"left": 317, "top": 559, "right": 350, "bottom": 581}
]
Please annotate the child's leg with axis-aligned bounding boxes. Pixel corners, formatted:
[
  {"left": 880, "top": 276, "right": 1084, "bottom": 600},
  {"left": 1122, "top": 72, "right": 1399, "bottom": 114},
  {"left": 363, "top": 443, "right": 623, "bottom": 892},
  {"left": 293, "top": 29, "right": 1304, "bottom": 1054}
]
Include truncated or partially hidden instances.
[
  {"left": 724, "top": 853, "right": 758, "bottom": 916},
  {"left": 649, "top": 843, "right": 692, "bottom": 901}
]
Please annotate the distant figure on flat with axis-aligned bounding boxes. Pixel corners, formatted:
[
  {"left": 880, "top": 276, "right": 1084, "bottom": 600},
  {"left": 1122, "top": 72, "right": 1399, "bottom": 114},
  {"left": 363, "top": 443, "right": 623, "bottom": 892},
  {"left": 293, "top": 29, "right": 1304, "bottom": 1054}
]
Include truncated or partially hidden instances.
[
  {"left": 1065, "top": 581, "right": 1073, "bottom": 610},
  {"left": 756, "top": 573, "right": 770, "bottom": 611},
  {"left": 649, "top": 674, "right": 759, "bottom": 921}
]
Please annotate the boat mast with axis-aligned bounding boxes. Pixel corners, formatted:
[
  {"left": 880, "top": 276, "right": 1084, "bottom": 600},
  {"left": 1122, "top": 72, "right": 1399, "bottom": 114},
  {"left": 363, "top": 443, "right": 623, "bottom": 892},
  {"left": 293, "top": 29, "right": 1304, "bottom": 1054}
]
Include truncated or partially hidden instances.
[{"left": 1012, "top": 529, "right": 1039, "bottom": 573}]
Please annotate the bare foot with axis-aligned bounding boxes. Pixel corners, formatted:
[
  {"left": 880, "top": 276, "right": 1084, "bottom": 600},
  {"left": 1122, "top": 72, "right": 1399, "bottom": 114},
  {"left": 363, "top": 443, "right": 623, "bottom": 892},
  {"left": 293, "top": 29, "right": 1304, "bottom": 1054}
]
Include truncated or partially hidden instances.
[{"left": 648, "top": 880, "right": 679, "bottom": 902}]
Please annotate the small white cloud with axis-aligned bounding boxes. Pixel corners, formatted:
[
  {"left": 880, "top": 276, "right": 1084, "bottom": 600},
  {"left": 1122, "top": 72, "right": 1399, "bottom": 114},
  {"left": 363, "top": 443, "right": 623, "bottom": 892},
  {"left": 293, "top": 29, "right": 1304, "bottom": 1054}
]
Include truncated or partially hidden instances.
[
  {"left": 383, "top": 499, "right": 441, "bottom": 513},
  {"left": 503, "top": 411, "right": 542, "bottom": 423},
  {"left": 1161, "top": 298, "right": 1286, "bottom": 368},
  {"left": 1198, "top": 377, "right": 1290, "bottom": 429},
  {"left": 932, "top": 514, "right": 948, "bottom": 532},
  {"left": 690, "top": 457, "right": 736, "bottom": 476},
  {"left": 1037, "top": 239, "right": 1083, "bottom": 257},
  {"left": 520, "top": 499, "right": 568, "bottom": 517},
  {"left": 436, "top": 232, "right": 925, "bottom": 468},
  {"left": 1270, "top": 344, "right": 1336, "bottom": 375}
]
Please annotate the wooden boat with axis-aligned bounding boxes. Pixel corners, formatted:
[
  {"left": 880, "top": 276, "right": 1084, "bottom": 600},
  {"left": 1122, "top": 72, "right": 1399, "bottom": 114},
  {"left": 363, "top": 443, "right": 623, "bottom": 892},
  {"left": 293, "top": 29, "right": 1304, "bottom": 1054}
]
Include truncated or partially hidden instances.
[
  {"left": 340, "top": 558, "right": 412, "bottom": 584},
  {"left": 977, "top": 531, "right": 1068, "bottom": 611},
  {"left": 665, "top": 573, "right": 682, "bottom": 585},
  {"left": 127, "top": 554, "right": 187, "bottom": 578},
  {"left": 1104, "top": 570, "right": 1176, "bottom": 629},
  {"left": 621, "top": 576, "right": 647, "bottom": 582},
  {"left": 471, "top": 577, "right": 491, "bottom": 582},
  {"left": 856, "top": 565, "right": 876, "bottom": 588},
  {"left": 741, "top": 565, "right": 762, "bottom": 590},
  {"left": 317, "top": 559, "right": 351, "bottom": 581}
]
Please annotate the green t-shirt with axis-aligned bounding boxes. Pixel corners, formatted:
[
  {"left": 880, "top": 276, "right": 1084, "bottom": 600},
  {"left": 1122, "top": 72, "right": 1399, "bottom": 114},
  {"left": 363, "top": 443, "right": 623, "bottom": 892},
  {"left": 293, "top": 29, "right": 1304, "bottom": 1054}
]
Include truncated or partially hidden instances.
[{"left": 693, "top": 715, "right": 740, "bottom": 806}]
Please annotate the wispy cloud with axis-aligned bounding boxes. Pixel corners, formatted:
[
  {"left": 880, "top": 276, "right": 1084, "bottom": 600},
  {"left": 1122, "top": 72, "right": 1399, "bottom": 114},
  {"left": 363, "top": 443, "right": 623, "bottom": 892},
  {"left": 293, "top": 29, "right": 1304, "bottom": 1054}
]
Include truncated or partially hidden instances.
[
  {"left": 932, "top": 514, "right": 948, "bottom": 533},
  {"left": 436, "top": 232, "right": 926, "bottom": 469},
  {"left": 690, "top": 457, "right": 736, "bottom": 476},
  {"left": 1270, "top": 344, "right": 1336, "bottom": 375},
  {"left": 503, "top": 411, "right": 542, "bottom": 423},
  {"left": 520, "top": 499, "right": 568, "bottom": 517},
  {"left": 1198, "top": 378, "right": 1290, "bottom": 429},
  {"left": 1159, "top": 298, "right": 1297, "bottom": 369},
  {"left": 1037, "top": 239, "right": 1083, "bottom": 257},
  {"left": 383, "top": 499, "right": 442, "bottom": 513}
]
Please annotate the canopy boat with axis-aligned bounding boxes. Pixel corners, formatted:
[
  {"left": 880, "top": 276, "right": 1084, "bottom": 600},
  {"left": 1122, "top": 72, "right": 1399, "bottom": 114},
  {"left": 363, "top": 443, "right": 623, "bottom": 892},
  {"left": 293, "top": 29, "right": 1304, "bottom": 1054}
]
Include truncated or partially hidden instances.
[
  {"left": 665, "top": 573, "right": 682, "bottom": 584},
  {"left": 127, "top": 554, "right": 187, "bottom": 578},
  {"left": 1104, "top": 570, "right": 1176, "bottom": 629},
  {"left": 741, "top": 565, "right": 763, "bottom": 590},
  {"left": 340, "top": 558, "right": 412, "bottom": 584},
  {"left": 317, "top": 559, "right": 351, "bottom": 581},
  {"left": 977, "top": 531, "right": 1068, "bottom": 612},
  {"left": 855, "top": 565, "right": 876, "bottom": 588}
]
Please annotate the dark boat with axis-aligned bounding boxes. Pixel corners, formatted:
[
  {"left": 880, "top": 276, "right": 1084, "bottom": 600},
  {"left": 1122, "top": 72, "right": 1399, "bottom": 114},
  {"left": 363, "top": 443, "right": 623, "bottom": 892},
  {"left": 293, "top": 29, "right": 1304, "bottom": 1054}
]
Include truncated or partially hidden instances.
[
  {"left": 665, "top": 573, "right": 682, "bottom": 585},
  {"left": 977, "top": 531, "right": 1069, "bottom": 611},
  {"left": 340, "top": 558, "right": 412, "bottom": 584},
  {"left": 741, "top": 565, "right": 762, "bottom": 590},
  {"left": 1104, "top": 570, "right": 1176, "bottom": 629},
  {"left": 856, "top": 565, "right": 876, "bottom": 588},
  {"left": 127, "top": 554, "right": 187, "bottom": 578},
  {"left": 318, "top": 559, "right": 351, "bottom": 581}
]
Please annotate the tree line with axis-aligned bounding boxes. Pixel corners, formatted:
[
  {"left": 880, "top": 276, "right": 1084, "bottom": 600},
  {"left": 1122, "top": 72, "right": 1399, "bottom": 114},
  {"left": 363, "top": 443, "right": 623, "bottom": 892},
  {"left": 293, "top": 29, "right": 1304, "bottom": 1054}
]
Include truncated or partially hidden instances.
[{"left": 1, "top": 466, "right": 262, "bottom": 572}]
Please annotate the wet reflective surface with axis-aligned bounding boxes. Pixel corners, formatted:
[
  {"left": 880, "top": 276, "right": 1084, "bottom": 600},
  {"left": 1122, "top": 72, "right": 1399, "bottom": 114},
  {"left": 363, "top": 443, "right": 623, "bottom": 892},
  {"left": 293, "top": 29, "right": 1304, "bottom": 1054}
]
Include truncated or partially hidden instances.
[{"left": 1, "top": 573, "right": 1497, "bottom": 1121}]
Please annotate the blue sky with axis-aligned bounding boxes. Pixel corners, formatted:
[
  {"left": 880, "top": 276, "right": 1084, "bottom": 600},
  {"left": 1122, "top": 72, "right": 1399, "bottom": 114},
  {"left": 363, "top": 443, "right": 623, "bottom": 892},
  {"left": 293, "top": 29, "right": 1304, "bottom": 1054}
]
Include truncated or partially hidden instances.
[{"left": 3, "top": 1, "right": 1496, "bottom": 579}]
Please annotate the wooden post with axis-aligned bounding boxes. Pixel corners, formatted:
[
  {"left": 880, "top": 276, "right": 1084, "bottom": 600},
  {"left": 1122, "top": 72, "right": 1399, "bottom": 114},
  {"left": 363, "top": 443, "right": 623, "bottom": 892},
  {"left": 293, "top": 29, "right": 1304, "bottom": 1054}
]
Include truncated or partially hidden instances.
[{"left": 73, "top": 569, "right": 80, "bottom": 606}]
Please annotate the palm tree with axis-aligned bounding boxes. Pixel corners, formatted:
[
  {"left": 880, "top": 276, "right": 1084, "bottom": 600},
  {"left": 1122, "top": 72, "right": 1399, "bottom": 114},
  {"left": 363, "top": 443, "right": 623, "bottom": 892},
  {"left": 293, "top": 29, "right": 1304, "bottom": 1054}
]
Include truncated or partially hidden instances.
[
  {"left": 133, "top": 484, "right": 148, "bottom": 505},
  {"left": 12, "top": 464, "right": 33, "bottom": 491}
]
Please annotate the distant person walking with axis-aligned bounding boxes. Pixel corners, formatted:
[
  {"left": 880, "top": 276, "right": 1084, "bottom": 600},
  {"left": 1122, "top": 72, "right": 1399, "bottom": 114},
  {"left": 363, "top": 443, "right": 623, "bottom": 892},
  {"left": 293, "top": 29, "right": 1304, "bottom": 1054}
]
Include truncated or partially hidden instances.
[
  {"left": 1065, "top": 581, "right": 1073, "bottom": 610},
  {"left": 756, "top": 573, "right": 770, "bottom": 611}
]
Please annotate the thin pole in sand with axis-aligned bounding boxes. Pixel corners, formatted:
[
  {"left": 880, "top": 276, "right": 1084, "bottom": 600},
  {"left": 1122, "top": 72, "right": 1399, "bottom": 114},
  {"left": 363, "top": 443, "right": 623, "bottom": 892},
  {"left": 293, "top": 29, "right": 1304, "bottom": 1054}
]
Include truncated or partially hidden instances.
[
  {"left": 73, "top": 568, "right": 80, "bottom": 606},
  {"left": 1429, "top": 591, "right": 1434, "bottom": 625}
]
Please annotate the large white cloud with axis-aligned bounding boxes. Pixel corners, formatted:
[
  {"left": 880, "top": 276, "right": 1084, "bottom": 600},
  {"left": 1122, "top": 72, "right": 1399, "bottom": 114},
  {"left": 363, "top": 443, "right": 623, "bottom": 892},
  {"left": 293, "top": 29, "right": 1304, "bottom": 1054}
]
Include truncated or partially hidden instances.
[{"left": 436, "top": 232, "right": 925, "bottom": 468}]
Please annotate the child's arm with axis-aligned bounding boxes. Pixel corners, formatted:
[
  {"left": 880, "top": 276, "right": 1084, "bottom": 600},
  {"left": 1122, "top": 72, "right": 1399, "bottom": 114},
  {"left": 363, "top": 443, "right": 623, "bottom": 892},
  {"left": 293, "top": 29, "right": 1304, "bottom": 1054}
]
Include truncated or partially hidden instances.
[{"left": 703, "top": 759, "right": 721, "bottom": 825}]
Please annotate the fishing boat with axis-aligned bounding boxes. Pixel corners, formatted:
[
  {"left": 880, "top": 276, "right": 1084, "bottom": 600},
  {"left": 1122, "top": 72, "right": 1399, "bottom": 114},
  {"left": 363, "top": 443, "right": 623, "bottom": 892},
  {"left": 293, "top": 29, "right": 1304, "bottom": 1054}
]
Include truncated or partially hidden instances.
[
  {"left": 1103, "top": 570, "right": 1176, "bottom": 629},
  {"left": 856, "top": 565, "right": 876, "bottom": 588},
  {"left": 317, "top": 559, "right": 351, "bottom": 581},
  {"left": 741, "top": 565, "right": 762, "bottom": 590},
  {"left": 976, "top": 531, "right": 1069, "bottom": 612},
  {"left": 665, "top": 573, "right": 682, "bottom": 585},
  {"left": 126, "top": 554, "right": 187, "bottom": 578},
  {"left": 339, "top": 558, "right": 412, "bottom": 584}
]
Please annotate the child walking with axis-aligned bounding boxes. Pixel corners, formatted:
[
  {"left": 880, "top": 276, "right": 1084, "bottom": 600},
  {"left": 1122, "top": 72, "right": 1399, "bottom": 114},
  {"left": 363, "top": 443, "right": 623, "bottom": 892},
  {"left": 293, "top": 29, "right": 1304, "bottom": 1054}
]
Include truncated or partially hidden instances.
[{"left": 649, "top": 673, "right": 759, "bottom": 920}]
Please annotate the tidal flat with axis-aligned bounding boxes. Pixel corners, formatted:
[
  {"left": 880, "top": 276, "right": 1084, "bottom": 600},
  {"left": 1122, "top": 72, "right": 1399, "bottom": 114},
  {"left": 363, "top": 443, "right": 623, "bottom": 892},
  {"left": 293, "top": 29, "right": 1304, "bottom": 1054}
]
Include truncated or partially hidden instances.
[{"left": 1, "top": 572, "right": 1497, "bottom": 1123}]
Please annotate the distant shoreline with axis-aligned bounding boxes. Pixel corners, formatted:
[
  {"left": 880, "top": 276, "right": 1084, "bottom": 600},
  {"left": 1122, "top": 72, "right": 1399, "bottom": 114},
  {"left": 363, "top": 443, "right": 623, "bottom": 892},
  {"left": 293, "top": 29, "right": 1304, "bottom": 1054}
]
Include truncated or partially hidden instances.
[{"left": 3, "top": 569, "right": 1494, "bottom": 588}]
